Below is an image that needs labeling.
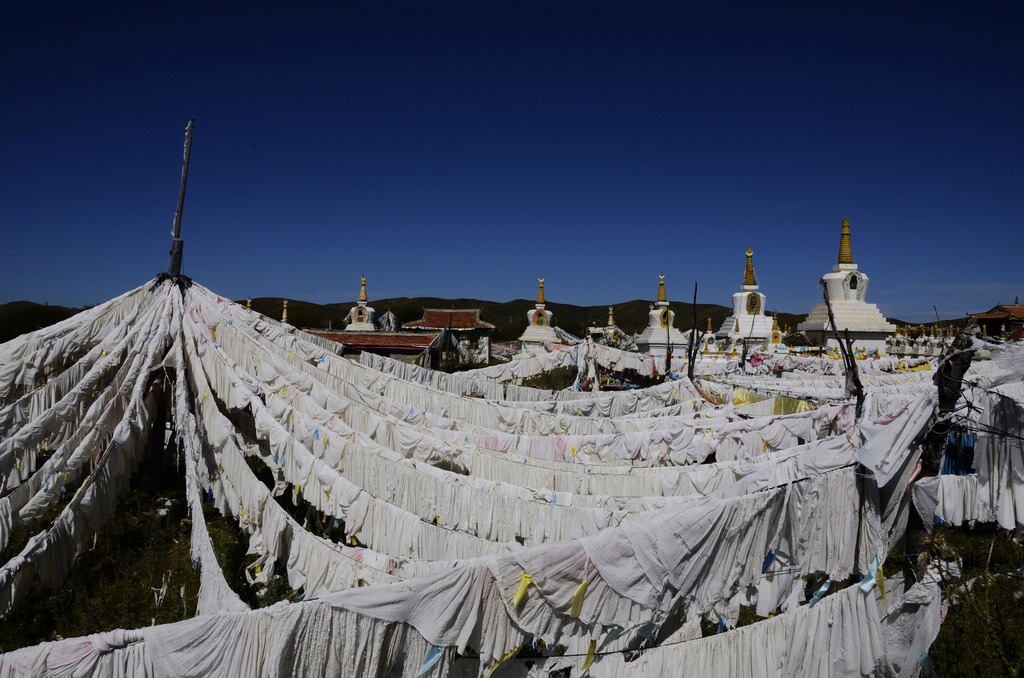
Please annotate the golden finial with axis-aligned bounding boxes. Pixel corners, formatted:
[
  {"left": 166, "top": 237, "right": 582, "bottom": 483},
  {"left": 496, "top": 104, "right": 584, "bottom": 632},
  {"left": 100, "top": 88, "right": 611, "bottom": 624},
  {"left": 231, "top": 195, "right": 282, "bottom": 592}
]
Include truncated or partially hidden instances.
[
  {"left": 282, "top": 299, "right": 289, "bottom": 324},
  {"left": 359, "top": 275, "right": 367, "bottom": 303},
  {"left": 772, "top": 313, "right": 779, "bottom": 331},
  {"left": 607, "top": 306, "right": 614, "bottom": 326},
  {"left": 706, "top": 317, "right": 713, "bottom": 332},
  {"left": 743, "top": 247, "right": 757, "bottom": 286},
  {"left": 838, "top": 217, "right": 853, "bottom": 265},
  {"left": 657, "top": 272, "right": 667, "bottom": 303},
  {"left": 537, "top": 276, "right": 546, "bottom": 304},
  {"left": 246, "top": 297, "right": 252, "bottom": 309}
]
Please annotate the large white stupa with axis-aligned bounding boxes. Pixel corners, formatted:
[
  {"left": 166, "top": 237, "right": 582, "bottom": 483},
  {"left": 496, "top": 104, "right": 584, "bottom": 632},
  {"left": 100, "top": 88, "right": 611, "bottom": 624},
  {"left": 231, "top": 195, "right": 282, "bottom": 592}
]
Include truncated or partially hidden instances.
[{"left": 798, "top": 218, "right": 896, "bottom": 352}]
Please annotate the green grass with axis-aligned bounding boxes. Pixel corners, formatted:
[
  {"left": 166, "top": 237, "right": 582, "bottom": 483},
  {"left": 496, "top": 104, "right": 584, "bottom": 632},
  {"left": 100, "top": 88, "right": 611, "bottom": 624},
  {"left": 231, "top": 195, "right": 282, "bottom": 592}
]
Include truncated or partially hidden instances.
[
  {"left": 927, "top": 524, "right": 1024, "bottom": 677},
  {"left": 0, "top": 437, "right": 301, "bottom": 652}
]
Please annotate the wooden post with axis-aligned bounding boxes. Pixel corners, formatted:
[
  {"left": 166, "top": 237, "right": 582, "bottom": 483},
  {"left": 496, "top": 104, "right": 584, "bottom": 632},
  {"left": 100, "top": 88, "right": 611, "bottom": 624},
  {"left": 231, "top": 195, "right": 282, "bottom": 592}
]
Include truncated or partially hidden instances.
[
  {"left": 169, "top": 119, "right": 194, "bottom": 277},
  {"left": 921, "top": 321, "right": 979, "bottom": 474},
  {"left": 821, "top": 281, "right": 864, "bottom": 416},
  {"left": 687, "top": 282, "right": 702, "bottom": 381},
  {"left": 665, "top": 311, "right": 672, "bottom": 378}
]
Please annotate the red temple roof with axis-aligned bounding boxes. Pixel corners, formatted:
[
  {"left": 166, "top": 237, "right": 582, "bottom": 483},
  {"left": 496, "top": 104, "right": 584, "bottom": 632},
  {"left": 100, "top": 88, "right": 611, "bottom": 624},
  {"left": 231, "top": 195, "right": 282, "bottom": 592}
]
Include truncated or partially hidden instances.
[{"left": 404, "top": 309, "right": 495, "bottom": 331}]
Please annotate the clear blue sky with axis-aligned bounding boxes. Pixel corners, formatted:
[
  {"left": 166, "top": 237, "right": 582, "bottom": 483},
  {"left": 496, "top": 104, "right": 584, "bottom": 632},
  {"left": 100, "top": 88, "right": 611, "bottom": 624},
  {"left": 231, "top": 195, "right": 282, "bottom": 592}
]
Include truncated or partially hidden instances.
[{"left": 2, "top": 2, "right": 1021, "bottom": 323}]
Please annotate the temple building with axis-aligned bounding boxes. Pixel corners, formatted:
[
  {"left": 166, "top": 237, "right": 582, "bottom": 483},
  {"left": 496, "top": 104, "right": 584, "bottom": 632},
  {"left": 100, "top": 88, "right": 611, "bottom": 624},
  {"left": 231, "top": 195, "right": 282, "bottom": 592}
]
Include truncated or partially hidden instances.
[
  {"left": 404, "top": 308, "right": 495, "bottom": 369},
  {"left": 715, "top": 247, "right": 775, "bottom": 352},
  {"left": 517, "top": 277, "right": 559, "bottom": 356},
  {"left": 635, "top": 273, "right": 689, "bottom": 370},
  {"left": 344, "top": 275, "right": 375, "bottom": 331},
  {"left": 968, "top": 300, "right": 1024, "bottom": 342},
  {"left": 797, "top": 218, "right": 897, "bottom": 352}
]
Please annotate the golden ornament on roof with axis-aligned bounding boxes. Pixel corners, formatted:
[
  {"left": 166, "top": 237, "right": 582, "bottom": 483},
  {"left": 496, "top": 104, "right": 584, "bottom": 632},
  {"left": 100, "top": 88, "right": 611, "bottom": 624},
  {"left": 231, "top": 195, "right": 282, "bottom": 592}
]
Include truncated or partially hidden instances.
[
  {"left": 743, "top": 247, "right": 757, "bottom": 286},
  {"left": 838, "top": 217, "right": 853, "bottom": 265}
]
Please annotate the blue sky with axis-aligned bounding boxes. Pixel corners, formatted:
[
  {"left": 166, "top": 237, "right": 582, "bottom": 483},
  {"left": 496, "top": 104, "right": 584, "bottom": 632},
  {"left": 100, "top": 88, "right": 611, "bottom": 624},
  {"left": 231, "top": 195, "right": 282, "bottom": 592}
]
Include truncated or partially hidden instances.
[{"left": 2, "top": 2, "right": 1021, "bottom": 323}]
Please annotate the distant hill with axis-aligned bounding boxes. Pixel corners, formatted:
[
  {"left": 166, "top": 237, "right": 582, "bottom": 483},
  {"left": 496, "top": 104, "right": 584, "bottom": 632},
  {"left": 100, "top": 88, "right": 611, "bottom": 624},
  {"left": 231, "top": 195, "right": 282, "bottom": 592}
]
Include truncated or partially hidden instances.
[
  {"left": 0, "top": 301, "right": 81, "bottom": 343},
  {"left": 244, "top": 297, "right": 809, "bottom": 343}
]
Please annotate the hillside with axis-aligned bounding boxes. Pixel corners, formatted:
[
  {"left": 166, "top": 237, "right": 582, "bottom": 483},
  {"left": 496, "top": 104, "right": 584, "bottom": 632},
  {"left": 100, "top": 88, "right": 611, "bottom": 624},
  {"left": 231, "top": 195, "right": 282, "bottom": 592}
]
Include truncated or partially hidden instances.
[{"left": 0, "top": 301, "right": 81, "bottom": 343}]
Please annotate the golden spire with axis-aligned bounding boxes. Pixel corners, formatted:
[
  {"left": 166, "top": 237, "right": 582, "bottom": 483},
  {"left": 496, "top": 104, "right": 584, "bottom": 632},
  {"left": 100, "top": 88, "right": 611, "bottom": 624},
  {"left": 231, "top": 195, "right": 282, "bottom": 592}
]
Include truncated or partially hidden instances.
[
  {"left": 282, "top": 299, "right": 288, "bottom": 324},
  {"left": 537, "top": 276, "right": 545, "bottom": 304},
  {"left": 706, "top": 316, "right": 713, "bottom": 332},
  {"left": 657, "top": 272, "right": 667, "bottom": 303},
  {"left": 838, "top": 217, "right": 853, "bottom": 265},
  {"left": 772, "top": 313, "right": 779, "bottom": 331},
  {"left": 359, "top": 275, "right": 367, "bottom": 303},
  {"left": 743, "top": 247, "right": 757, "bottom": 286},
  {"left": 607, "top": 306, "right": 614, "bottom": 326}
]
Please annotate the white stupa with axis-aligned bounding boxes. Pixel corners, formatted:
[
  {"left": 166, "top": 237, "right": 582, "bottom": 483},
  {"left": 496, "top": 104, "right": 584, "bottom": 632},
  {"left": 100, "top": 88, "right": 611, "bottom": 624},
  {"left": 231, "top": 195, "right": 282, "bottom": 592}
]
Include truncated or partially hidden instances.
[
  {"left": 798, "top": 218, "right": 897, "bottom": 352},
  {"left": 716, "top": 247, "right": 774, "bottom": 350},
  {"left": 518, "top": 277, "right": 558, "bottom": 356},
  {"left": 636, "top": 273, "right": 689, "bottom": 369},
  {"left": 344, "top": 275, "right": 376, "bottom": 331}
]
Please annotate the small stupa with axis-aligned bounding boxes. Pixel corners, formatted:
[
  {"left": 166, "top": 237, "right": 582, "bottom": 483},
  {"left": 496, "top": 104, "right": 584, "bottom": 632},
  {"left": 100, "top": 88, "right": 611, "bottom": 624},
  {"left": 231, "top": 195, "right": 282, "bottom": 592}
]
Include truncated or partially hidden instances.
[
  {"left": 587, "top": 306, "right": 626, "bottom": 346},
  {"left": 715, "top": 247, "right": 774, "bottom": 350},
  {"left": 344, "top": 275, "right": 376, "bottom": 331},
  {"left": 635, "top": 273, "right": 689, "bottom": 369},
  {"left": 518, "top": 277, "right": 559, "bottom": 355}
]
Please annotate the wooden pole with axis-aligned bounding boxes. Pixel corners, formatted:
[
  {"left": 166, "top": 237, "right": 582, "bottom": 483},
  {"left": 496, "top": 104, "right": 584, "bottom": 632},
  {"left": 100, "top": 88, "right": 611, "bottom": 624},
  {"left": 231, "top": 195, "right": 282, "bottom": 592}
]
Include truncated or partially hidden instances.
[
  {"left": 821, "top": 281, "right": 864, "bottom": 416},
  {"left": 921, "top": 321, "right": 979, "bottom": 474},
  {"left": 687, "top": 282, "right": 700, "bottom": 381},
  {"left": 169, "top": 119, "right": 194, "bottom": 277}
]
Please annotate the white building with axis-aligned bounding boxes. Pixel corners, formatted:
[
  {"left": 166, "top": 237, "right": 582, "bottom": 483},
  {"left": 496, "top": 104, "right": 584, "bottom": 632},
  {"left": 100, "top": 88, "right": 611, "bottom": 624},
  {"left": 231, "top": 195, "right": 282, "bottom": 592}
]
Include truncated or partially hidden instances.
[{"left": 798, "top": 218, "right": 896, "bottom": 352}]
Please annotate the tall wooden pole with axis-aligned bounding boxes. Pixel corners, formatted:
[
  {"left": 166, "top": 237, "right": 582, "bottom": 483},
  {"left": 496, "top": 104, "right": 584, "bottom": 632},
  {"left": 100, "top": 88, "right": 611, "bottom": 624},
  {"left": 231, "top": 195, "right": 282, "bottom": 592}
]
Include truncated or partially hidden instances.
[
  {"left": 169, "top": 119, "right": 194, "bottom": 277},
  {"left": 688, "top": 282, "right": 699, "bottom": 381},
  {"left": 821, "top": 281, "right": 864, "bottom": 416}
]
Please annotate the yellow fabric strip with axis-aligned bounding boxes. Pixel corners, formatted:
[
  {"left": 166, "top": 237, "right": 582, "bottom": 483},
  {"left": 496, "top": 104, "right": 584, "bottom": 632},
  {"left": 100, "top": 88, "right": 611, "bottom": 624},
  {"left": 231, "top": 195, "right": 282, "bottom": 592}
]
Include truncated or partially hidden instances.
[
  {"left": 877, "top": 563, "right": 886, "bottom": 605},
  {"left": 582, "top": 639, "right": 597, "bottom": 671},
  {"left": 570, "top": 580, "right": 588, "bottom": 618},
  {"left": 486, "top": 646, "right": 520, "bottom": 678},
  {"left": 513, "top": 572, "right": 531, "bottom": 607}
]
